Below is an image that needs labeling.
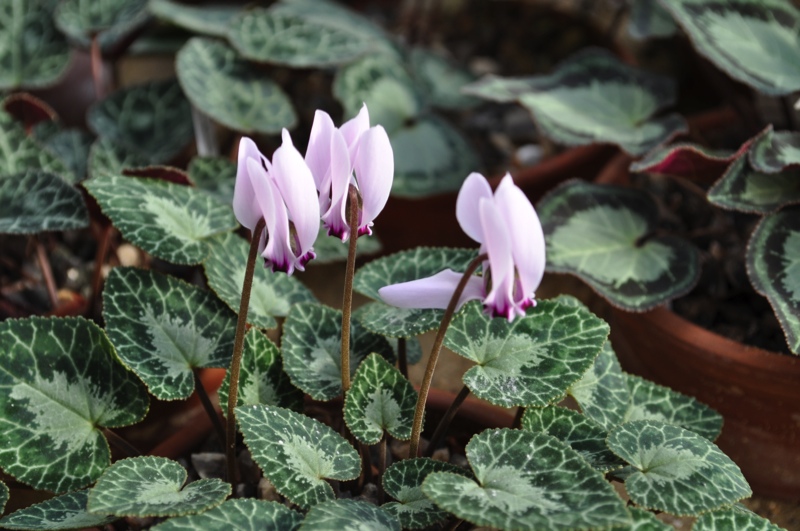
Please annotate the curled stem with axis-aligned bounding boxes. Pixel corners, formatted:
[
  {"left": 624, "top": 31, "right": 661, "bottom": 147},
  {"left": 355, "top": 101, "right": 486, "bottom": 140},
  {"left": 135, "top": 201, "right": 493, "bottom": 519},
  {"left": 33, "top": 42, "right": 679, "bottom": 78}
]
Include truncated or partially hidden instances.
[
  {"left": 340, "top": 184, "right": 360, "bottom": 393},
  {"left": 226, "top": 219, "right": 265, "bottom": 488},
  {"left": 34, "top": 236, "right": 58, "bottom": 310},
  {"left": 408, "top": 253, "right": 486, "bottom": 458}
]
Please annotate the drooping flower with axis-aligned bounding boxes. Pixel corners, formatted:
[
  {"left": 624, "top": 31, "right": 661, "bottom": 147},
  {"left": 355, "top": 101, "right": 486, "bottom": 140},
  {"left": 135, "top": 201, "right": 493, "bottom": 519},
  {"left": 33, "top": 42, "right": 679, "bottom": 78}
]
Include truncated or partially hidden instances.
[
  {"left": 378, "top": 172, "right": 546, "bottom": 321},
  {"left": 233, "top": 131, "right": 320, "bottom": 275},
  {"left": 305, "top": 104, "right": 393, "bottom": 241}
]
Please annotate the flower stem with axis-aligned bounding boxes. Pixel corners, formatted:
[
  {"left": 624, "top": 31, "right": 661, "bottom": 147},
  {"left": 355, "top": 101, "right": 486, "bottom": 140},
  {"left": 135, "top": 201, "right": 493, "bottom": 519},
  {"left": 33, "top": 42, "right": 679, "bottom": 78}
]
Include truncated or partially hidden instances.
[
  {"left": 378, "top": 435, "right": 387, "bottom": 503},
  {"left": 226, "top": 219, "right": 265, "bottom": 487},
  {"left": 89, "top": 224, "right": 113, "bottom": 317},
  {"left": 340, "top": 184, "right": 360, "bottom": 393},
  {"left": 90, "top": 36, "right": 106, "bottom": 100},
  {"left": 423, "top": 384, "right": 470, "bottom": 458},
  {"left": 408, "top": 253, "right": 486, "bottom": 458},
  {"left": 102, "top": 428, "right": 141, "bottom": 458},
  {"left": 397, "top": 337, "right": 408, "bottom": 379},
  {"left": 194, "top": 369, "right": 225, "bottom": 448},
  {"left": 34, "top": 236, "right": 58, "bottom": 310}
]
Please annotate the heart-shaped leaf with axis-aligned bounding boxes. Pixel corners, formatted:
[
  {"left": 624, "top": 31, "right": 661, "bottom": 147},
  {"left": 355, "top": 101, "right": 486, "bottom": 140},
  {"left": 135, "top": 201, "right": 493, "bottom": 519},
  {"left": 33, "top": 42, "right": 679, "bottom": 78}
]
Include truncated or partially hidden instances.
[
  {"left": 628, "top": 0, "right": 678, "bottom": 40},
  {"left": 344, "top": 353, "right": 417, "bottom": 445},
  {"left": 32, "top": 122, "right": 94, "bottom": 183},
  {"left": 382, "top": 458, "right": 469, "bottom": 530},
  {"left": 332, "top": 53, "right": 422, "bottom": 134},
  {"left": 390, "top": 116, "right": 479, "bottom": 198},
  {"left": 202, "top": 232, "right": 316, "bottom": 329},
  {"left": 422, "top": 429, "right": 631, "bottom": 531},
  {"left": 0, "top": 0, "right": 71, "bottom": 90},
  {"left": 747, "top": 206, "right": 800, "bottom": 354},
  {"left": 463, "top": 49, "right": 686, "bottom": 156},
  {"left": 444, "top": 298, "right": 609, "bottom": 407},
  {"left": 187, "top": 156, "right": 236, "bottom": 206},
  {"left": 149, "top": 0, "right": 242, "bottom": 38},
  {"left": 0, "top": 317, "right": 149, "bottom": 493},
  {"left": 630, "top": 141, "right": 747, "bottom": 181},
  {"left": 84, "top": 173, "right": 237, "bottom": 265},
  {"left": 521, "top": 406, "right": 624, "bottom": 472},
  {"left": 657, "top": 0, "right": 800, "bottom": 95},
  {"left": 750, "top": 127, "right": 800, "bottom": 173},
  {"left": 282, "top": 302, "right": 394, "bottom": 401},
  {"left": 0, "top": 170, "right": 89, "bottom": 234},
  {"left": 568, "top": 341, "right": 630, "bottom": 430},
  {"left": 218, "top": 328, "right": 303, "bottom": 413},
  {"left": 538, "top": 180, "right": 701, "bottom": 311},
  {"left": 152, "top": 499, "right": 302, "bottom": 531},
  {"left": 0, "top": 490, "right": 117, "bottom": 530},
  {"left": 300, "top": 499, "right": 399, "bottom": 531},
  {"left": 354, "top": 247, "right": 478, "bottom": 337},
  {"left": 607, "top": 420, "right": 751, "bottom": 515},
  {"left": 177, "top": 37, "right": 296, "bottom": 134},
  {"left": 103, "top": 267, "right": 236, "bottom": 400},
  {"left": 54, "top": 0, "right": 150, "bottom": 51},
  {"left": 409, "top": 47, "right": 478, "bottom": 110},
  {"left": 693, "top": 506, "right": 785, "bottom": 531},
  {"left": 627, "top": 506, "right": 673, "bottom": 530},
  {"left": 708, "top": 155, "right": 800, "bottom": 214},
  {"left": 87, "top": 80, "right": 193, "bottom": 164},
  {"left": 0, "top": 111, "right": 72, "bottom": 181},
  {"left": 87, "top": 137, "right": 149, "bottom": 180},
  {"left": 227, "top": 7, "right": 373, "bottom": 67},
  {"left": 88, "top": 456, "right": 230, "bottom": 517},
  {"left": 236, "top": 405, "right": 361, "bottom": 509}
]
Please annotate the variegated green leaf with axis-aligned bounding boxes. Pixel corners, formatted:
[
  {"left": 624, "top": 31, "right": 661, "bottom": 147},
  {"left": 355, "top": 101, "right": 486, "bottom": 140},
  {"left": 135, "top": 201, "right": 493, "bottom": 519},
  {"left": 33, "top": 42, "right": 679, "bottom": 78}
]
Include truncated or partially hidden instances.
[
  {"left": 0, "top": 490, "right": 116, "bottom": 530},
  {"left": 152, "top": 499, "right": 302, "bottom": 531},
  {"left": 444, "top": 298, "right": 609, "bottom": 407},
  {"left": 658, "top": 0, "right": 800, "bottom": 95},
  {"left": 87, "top": 137, "right": 149, "bottom": 180},
  {"left": 747, "top": 206, "right": 800, "bottom": 354},
  {"left": 149, "top": 0, "right": 242, "bottom": 38},
  {"left": 628, "top": 0, "right": 678, "bottom": 40},
  {"left": 750, "top": 127, "right": 800, "bottom": 174},
  {"left": 32, "top": 123, "right": 93, "bottom": 183},
  {"left": 568, "top": 341, "right": 630, "bottom": 430},
  {"left": 607, "top": 420, "right": 751, "bottom": 515},
  {"left": 353, "top": 247, "right": 478, "bottom": 337},
  {"left": 88, "top": 456, "right": 230, "bottom": 517},
  {"left": 332, "top": 53, "right": 422, "bottom": 133},
  {"left": 463, "top": 49, "right": 686, "bottom": 156},
  {"left": 310, "top": 226, "right": 382, "bottom": 265},
  {"left": 87, "top": 80, "right": 193, "bottom": 164},
  {"left": 0, "top": 0, "right": 71, "bottom": 90},
  {"left": 236, "top": 405, "right": 361, "bottom": 509},
  {"left": 228, "top": 7, "right": 373, "bottom": 67},
  {"left": 626, "top": 506, "right": 673, "bottom": 530},
  {"left": 103, "top": 267, "right": 236, "bottom": 400},
  {"left": 218, "top": 328, "right": 303, "bottom": 413},
  {"left": 390, "top": 116, "right": 479, "bottom": 198},
  {"left": 300, "top": 499, "right": 400, "bottom": 531},
  {"left": 0, "top": 170, "right": 89, "bottom": 234},
  {"left": 176, "top": 37, "right": 296, "bottom": 134},
  {"left": 538, "top": 180, "right": 700, "bottom": 311},
  {"left": 0, "top": 317, "right": 149, "bottom": 493},
  {"left": 54, "top": 0, "right": 149, "bottom": 51},
  {"left": 629, "top": 141, "right": 741, "bottom": 181},
  {"left": 382, "top": 458, "right": 469, "bottom": 530},
  {"left": 708, "top": 155, "right": 800, "bottom": 214},
  {"left": 84, "top": 173, "right": 237, "bottom": 265},
  {"left": 0, "top": 111, "right": 72, "bottom": 181},
  {"left": 521, "top": 406, "right": 623, "bottom": 472},
  {"left": 202, "top": 232, "right": 316, "bottom": 329},
  {"left": 282, "top": 302, "right": 394, "bottom": 401},
  {"left": 187, "top": 156, "right": 236, "bottom": 206},
  {"left": 0, "top": 481, "right": 7, "bottom": 515},
  {"left": 344, "top": 353, "right": 416, "bottom": 445},
  {"left": 693, "top": 506, "right": 786, "bottom": 531},
  {"left": 409, "top": 47, "right": 478, "bottom": 110},
  {"left": 422, "top": 429, "right": 631, "bottom": 531}
]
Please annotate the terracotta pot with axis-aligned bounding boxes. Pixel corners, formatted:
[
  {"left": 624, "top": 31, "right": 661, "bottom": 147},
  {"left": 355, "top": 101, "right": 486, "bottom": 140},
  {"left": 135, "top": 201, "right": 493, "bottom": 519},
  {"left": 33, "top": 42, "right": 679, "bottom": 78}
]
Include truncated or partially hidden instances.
[{"left": 610, "top": 306, "right": 800, "bottom": 502}]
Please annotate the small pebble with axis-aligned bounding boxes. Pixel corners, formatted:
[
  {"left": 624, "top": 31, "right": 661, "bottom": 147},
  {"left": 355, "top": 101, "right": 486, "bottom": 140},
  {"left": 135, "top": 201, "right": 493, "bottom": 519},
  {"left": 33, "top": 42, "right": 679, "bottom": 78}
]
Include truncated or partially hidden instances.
[
  {"left": 431, "top": 447, "right": 450, "bottom": 463},
  {"left": 449, "top": 453, "right": 469, "bottom": 469},
  {"left": 515, "top": 144, "right": 544, "bottom": 167},
  {"left": 258, "top": 477, "right": 281, "bottom": 502},
  {"left": 238, "top": 448, "right": 261, "bottom": 484},
  {"left": 237, "top": 482, "right": 257, "bottom": 499},
  {"left": 117, "top": 244, "right": 141, "bottom": 267},
  {"left": 191, "top": 452, "right": 226, "bottom": 480},
  {"left": 356, "top": 483, "right": 379, "bottom": 505}
]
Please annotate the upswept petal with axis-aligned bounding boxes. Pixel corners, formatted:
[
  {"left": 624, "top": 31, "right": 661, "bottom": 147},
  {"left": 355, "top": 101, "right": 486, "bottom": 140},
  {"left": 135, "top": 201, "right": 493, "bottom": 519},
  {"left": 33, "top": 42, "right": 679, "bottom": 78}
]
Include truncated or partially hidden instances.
[
  {"left": 354, "top": 125, "right": 393, "bottom": 235},
  {"left": 494, "top": 175, "right": 545, "bottom": 299},
  {"left": 233, "top": 137, "right": 263, "bottom": 231},
  {"left": 271, "top": 129, "right": 320, "bottom": 258},
  {"left": 306, "top": 110, "right": 335, "bottom": 205},
  {"left": 340, "top": 104, "right": 370, "bottom": 154},
  {"left": 479, "top": 198, "right": 517, "bottom": 320},
  {"left": 247, "top": 158, "right": 290, "bottom": 270},
  {"left": 456, "top": 173, "right": 493, "bottom": 244},
  {"left": 378, "top": 269, "right": 484, "bottom": 311},
  {"left": 321, "top": 128, "right": 352, "bottom": 240}
]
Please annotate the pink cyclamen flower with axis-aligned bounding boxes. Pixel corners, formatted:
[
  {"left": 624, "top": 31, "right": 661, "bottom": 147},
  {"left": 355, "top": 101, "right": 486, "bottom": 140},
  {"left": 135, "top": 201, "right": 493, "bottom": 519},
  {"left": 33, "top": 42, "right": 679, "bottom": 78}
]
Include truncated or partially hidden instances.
[
  {"left": 378, "top": 172, "right": 546, "bottom": 321},
  {"left": 305, "top": 104, "right": 393, "bottom": 241},
  {"left": 233, "top": 132, "right": 320, "bottom": 275}
]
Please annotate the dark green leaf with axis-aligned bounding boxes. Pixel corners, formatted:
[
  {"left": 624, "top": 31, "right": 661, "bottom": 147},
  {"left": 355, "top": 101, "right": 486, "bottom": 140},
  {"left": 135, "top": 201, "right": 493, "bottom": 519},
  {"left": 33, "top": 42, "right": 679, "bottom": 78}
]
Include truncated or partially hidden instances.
[
  {"left": 300, "top": 499, "right": 400, "bottom": 531},
  {"left": 0, "top": 170, "right": 88, "bottom": 234},
  {"left": 151, "top": 499, "right": 302, "bottom": 531},
  {"left": 0, "top": 490, "right": 117, "bottom": 530}
]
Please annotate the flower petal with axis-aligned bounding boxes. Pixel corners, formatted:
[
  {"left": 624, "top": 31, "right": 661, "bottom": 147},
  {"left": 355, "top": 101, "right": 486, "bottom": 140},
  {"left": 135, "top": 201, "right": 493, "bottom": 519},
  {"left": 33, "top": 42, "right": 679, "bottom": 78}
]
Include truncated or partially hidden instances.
[
  {"left": 378, "top": 269, "right": 484, "bottom": 310},
  {"left": 479, "top": 197, "right": 517, "bottom": 320},
  {"left": 494, "top": 174, "right": 545, "bottom": 299},
  {"left": 456, "top": 172, "right": 493, "bottom": 244},
  {"left": 354, "top": 125, "right": 393, "bottom": 235},
  {"left": 247, "top": 157, "right": 280, "bottom": 259},
  {"left": 340, "top": 104, "right": 370, "bottom": 154},
  {"left": 306, "top": 110, "right": 335, "bottom": 208},
  {"left": 321, "top": 128, "right": 352, "bottom": 240},
  {"left": 233, "top": 137, "right": 263, "bottom": 231}
]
